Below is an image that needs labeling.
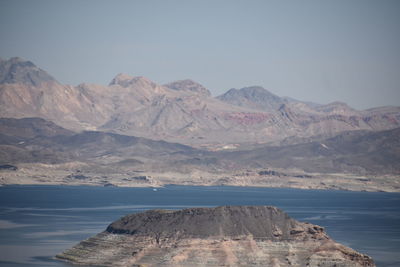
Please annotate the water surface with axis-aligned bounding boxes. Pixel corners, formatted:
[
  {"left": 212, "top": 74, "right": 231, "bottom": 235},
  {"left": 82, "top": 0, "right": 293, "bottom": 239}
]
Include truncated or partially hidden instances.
[{"left": 0, "top": 185, "right": 399, "bottom": 266}]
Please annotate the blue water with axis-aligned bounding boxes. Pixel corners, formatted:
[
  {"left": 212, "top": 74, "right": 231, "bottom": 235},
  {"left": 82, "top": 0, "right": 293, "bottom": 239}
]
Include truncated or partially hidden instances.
[{"left": 0, "top": 185, "right": 399, "bottom": 267}]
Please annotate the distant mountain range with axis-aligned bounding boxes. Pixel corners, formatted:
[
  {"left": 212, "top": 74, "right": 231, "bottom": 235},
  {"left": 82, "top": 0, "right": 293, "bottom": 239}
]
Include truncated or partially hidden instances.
[
  {"left": 0, "top": 57, "right": 399, "bottom": 189},
  {"left": 1, "top": 57, "right": 399, "bottom": 147},
  {"left": 1, "top": 117, "right": 399, "bottom": 176}
]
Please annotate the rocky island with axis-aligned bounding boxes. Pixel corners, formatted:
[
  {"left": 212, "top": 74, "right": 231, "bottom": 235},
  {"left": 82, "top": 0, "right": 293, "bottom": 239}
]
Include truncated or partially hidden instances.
[{"left": 57, "top": 206, "right": 374, "bottom": 266}]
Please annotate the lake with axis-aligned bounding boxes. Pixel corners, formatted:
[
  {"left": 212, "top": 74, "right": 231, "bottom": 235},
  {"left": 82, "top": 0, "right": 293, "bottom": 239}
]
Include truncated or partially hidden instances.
[{"left": 0, "top": 185, "right": 399, "bottom": 266}]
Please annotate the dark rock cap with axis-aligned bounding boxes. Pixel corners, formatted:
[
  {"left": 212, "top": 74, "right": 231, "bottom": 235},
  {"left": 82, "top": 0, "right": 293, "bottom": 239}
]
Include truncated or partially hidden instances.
[{"left": 106, "top": 206, "right": 327, "bottom": 241}]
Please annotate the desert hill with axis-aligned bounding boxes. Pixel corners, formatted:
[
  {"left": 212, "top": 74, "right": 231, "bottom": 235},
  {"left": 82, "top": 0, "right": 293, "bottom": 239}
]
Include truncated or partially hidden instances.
[
  {"left": 0, "top": 117, "right": 200, "bottom": 165},
  {"left": 0, "top": 117, "right": 399, "bottom": 191},
  {"left": 221, "top": 127, "right": 400, "bottom": 174},
  {"left": 1, "top": 117, "right": 399, "bottom": 174}
]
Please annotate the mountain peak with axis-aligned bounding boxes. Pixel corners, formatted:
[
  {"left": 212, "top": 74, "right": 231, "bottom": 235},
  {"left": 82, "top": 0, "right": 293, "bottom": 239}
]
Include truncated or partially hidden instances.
[
  {"left": 164, "top": 79, "right": 211, "bottom": 96},
  {"left": 239, "top": 86, "right": 279, "bottom": 97},
  {"left": 109, "top": 73, "right": 133, "bottom": 86},
  {"left": 109, "top": 74, "right": 156, "bottom": 88},
  {"left": 0, "top": 57, "right": 56, "bottom": 86},
  {"left": 219, "top": 86, "right": 281, "bottom": 100},
  {"left": 217, "top": 85, "right": 286, "bottom": 111},
  {"left": 317, "top": 101, "right": 356, "bottom": 113}
]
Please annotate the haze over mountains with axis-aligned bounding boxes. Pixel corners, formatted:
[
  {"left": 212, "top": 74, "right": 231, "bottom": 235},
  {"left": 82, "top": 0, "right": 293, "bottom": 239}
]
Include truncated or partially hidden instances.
[
  {"left": 0, "top": 57, "right": 399, "bottom": 191},
  {"left": 1, "top": 57, "right": 399, "bottom": 147}
]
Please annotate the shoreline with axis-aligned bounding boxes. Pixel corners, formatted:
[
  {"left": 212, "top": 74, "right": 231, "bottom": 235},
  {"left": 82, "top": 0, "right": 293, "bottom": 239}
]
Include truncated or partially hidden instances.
[
  {"left": 1, "top": 163, "right": 399, "bottom": 193},
  {"left": 1, "top": 179, "right": 399, "bottom": 193}
]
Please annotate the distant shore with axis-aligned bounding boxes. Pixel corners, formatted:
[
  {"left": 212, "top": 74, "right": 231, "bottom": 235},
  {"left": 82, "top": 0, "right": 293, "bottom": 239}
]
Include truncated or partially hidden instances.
[{"left": 1, "top": 163, "right": 399, "bottom": 192}]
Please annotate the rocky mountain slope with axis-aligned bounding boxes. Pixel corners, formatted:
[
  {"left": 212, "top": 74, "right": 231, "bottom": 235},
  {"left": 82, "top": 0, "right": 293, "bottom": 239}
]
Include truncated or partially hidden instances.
[
  {"left": 1, "top": 57, "right": 399, "bottom": 146},
  {"left": 57, "top": 206, "right": 375, "bottom": 267},
  {"left": 0, "top": 57, "right": 110, "bottom": 131},
  {"left": 0, "top": 117, "right": 73, "bottom": 139},
  {"left": 221, "top": 127, "right": 400, "bottom": 175},
  {"left": 1, "top": 117, "right": 399, "bottom": 191},
  {"left": 0, "top": 117, "right": 200, "bottom": 165},
  {"left": 1, "top": 117, "right": 399, "bottom": 174}
]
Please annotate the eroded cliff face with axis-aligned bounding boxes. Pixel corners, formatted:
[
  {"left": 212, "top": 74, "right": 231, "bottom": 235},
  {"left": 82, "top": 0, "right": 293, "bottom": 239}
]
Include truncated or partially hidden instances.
[{"left": 57, "top": 206, "right": 375, "bottom": 267}]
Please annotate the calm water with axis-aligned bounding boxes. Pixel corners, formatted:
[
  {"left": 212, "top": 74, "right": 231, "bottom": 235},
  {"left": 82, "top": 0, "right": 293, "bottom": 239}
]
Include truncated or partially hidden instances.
[{"left": 0, "top": 185, "right": 399, "bottom": 267}]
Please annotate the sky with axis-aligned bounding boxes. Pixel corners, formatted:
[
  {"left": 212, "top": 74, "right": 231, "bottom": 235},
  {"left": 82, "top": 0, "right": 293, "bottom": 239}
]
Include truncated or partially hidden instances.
[{"left": 0, "top": 0, "right": 399, "bottom": 110}]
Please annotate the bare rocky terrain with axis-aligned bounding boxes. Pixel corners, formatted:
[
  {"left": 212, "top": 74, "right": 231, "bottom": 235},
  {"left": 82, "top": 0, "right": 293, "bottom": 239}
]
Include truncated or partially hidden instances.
[
  {"left": 1, "top": 57, "right": 399, "bottom": 146},
  {"left": 0, "top": 117, "right": 399, "bottom": 191},
  {"left": 0, "top": 57, "right": 399, "bottom": 191},
  {"left": 57, "top": 206, "right": 375, "bottom": 267}
]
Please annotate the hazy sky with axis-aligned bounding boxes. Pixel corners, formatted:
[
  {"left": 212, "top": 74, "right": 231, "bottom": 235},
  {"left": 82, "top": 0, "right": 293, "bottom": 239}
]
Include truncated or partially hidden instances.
[{"left": 1, "top": 0, "right": 399, "bottom": 109}]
